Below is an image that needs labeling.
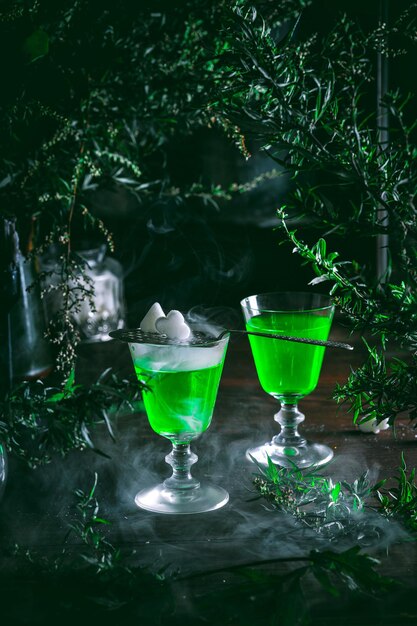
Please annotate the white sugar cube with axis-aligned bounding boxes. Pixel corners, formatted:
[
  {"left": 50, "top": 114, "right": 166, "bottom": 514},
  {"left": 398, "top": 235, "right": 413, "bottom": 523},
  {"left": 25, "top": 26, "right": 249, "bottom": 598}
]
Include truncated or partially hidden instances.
[
  {"left": 140, "top": 302, "right": 166, "bottom": 333},
  {"left": 155, "top": 310, "right": 191, "bottom": 340}
]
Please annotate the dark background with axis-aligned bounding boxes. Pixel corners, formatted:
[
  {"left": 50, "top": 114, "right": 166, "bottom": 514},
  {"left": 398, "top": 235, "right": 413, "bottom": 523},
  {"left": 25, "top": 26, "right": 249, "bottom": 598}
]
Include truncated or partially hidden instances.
[{"left": 71, "top": 0, "right": 415, "bottom": 324}]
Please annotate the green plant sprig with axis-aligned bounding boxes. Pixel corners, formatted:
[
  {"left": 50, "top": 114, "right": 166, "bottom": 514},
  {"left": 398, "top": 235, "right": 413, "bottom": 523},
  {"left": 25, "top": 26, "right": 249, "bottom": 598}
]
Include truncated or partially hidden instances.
[
  {"left": 252, "top": 455, "right": 387, "bottom": 543},
  {"left": 375, "top": 453, "right": 417, "bottom": 532},
  {"left": 0, "top": 368, "right": 142, "bottom": 467},
  {"left": 252, "top": 454, "right": 417, "bottom": 542},
  {"left": 334, "top": 345, "right": 417, "bottom": 426},
  {"left": 67, "top": 471, "right": 120, "bottom": 572},
  {"left": 278, "top": 211, "right": 417, "bottom": 348}
]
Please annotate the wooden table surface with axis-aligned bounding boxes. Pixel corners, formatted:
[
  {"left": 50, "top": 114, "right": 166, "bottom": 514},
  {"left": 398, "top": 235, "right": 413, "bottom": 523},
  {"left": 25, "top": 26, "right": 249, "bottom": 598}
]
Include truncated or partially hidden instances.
[{"left": 1, "top": 322, "right": 417, "bottom": 624}]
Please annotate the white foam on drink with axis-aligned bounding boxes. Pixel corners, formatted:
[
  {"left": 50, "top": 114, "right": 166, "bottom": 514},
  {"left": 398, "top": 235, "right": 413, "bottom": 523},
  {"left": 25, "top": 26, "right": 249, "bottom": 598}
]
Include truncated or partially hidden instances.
[{"left": 129, "top": 335, "right": 228, "bottom": 372}]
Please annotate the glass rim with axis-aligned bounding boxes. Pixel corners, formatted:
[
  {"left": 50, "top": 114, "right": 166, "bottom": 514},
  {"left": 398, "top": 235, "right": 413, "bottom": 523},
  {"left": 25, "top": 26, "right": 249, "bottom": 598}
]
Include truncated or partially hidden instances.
[{"left": 240, "top": 291, "right": 334, "bottom": 314}]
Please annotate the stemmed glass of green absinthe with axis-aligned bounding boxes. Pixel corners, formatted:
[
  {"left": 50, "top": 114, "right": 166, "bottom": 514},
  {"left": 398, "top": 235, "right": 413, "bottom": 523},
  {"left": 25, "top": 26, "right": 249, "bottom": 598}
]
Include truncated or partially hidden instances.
[
  {"left": 241, "top": 292, "right": 334, "bottom": 469},
  {"left": 111, "top": 312, "right": 229, "bottom": 514}
]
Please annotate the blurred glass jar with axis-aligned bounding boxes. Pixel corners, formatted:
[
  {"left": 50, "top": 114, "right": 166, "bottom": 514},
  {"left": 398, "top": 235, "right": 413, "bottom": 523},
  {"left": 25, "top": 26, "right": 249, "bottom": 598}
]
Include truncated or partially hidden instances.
[
  {"left": 71, "top": 246, "right": 126, "bottom": 342},
  {"left": 40, "top": 245, "right": 126, "bottom": 342}
]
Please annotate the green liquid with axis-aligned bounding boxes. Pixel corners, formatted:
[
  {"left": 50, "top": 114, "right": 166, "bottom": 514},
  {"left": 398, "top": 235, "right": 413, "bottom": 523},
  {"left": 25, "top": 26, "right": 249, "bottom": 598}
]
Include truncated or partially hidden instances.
[
  {"left": 134, "top": 362, "right": 225, "bottom": 440},
  {"left": 246, "top": 312, "right": 332, "bottom": 400}
]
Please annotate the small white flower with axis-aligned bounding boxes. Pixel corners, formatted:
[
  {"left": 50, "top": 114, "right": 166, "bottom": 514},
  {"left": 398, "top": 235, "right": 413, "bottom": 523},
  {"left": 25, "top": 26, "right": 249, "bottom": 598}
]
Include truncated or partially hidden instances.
[{"left": 358, "top": 417, "right": 390, "bottom": 434}]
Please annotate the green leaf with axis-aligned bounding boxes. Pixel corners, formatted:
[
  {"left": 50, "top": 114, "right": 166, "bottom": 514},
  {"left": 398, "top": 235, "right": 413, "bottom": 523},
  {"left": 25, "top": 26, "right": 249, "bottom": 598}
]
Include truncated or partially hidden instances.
[
  {"left": 330, "top": 482, "right": 341, "bottom": 503},
  {"left": 266, "top": 454, "right": 280, "bottom": 482},
  {"left": 310, "top": 547, "right": 395, "bottom": 595},
  {"left": 45, "top": 391, "right": 65, "bottom": 404},
  {"left": 316, "top": 238, "right": 327, "bottom": 261},
  {"left": 275, "top": 572, "right": 308, "bottom": 626},
  {"left": 94, "top": 517, "right": 111, "bottom": 525},
  {"left": 64, "top": 369, "right": 76, "bottom": 392},
  {"left": 311, "top": 565, "right": 340, "bottom": 597},
  {"left": 101, "top": 409, "right": 116, "bottom": 442},
  {"left": 88, "top": 472, "right": 98, "bottom": 500}
]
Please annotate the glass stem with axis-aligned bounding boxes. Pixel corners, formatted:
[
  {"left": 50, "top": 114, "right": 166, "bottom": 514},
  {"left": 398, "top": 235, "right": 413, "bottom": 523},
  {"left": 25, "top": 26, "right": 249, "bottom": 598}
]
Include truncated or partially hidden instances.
[
  {"left": 272, "top": 402, "right": 306, "bottom": 448},
  {"left": 164, "top": 442, "right": 200, "bottom": 491}
]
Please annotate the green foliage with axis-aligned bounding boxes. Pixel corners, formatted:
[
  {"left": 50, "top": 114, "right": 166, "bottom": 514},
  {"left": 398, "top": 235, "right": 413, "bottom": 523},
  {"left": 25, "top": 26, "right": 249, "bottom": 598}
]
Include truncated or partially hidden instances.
[
  {"left": 184, "top": 546, "right": 395, "bottom": 626},
  {"left": 252, "top": 455, "right": 388, "bottom": 541},
  {"left": 0, "top": 0, "right": 284, "bottom": 227},
  {"left": 211, "top": 3, "right": 417, "bottom": 426},
  {"left": 4, "top": 475, "right": 173, "bottom": 624},
  {"left": 252, "top": 452, "right": 417, "bottom": 546},
  {"left": 3, "top": 464, "right": 417, "bottom": 624},
  {"left": 278, "top": 215, "right": 417, "bottom": 349},
  {"left": 335, "top": 347, "right": 417, "bottom": 425},
  {"left": 68, "top": 471, "right": 122, "bottom": 571},
  {"left": 0, "top": 368, "right": 142, "bottom": 467},
  {"left": 309, "top": 546, "right": 393, "bottom": 596},
  {"left": 213, "top": 4, "right": 417, "bottom": 266},
  {"left": 376, "top": 453, "right": 417, "bottom": 532},
  {"left": 0, "top": 0, "right": 291, "bottom": 380},
  {"left": 0, "top": 472, "right": 399, "bottom": 626},
  {"left": 278, "top": 217, "right": 417, "bottom": 424}
]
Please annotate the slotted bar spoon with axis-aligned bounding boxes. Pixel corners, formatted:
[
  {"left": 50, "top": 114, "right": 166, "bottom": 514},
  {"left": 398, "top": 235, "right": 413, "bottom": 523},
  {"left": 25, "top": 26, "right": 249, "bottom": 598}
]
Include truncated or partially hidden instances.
[{"left": 110, "top": 328, "right": 353, "bottom": 351}]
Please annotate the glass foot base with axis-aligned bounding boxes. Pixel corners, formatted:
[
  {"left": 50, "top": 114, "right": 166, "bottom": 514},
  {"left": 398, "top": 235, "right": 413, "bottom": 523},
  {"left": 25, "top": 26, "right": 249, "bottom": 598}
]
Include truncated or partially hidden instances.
[
  {"left": 135, "top": 483, "right": 229, "bottom": 514},
  {"left": 247, "top": 441, "right": 334, "bottom": 469}
]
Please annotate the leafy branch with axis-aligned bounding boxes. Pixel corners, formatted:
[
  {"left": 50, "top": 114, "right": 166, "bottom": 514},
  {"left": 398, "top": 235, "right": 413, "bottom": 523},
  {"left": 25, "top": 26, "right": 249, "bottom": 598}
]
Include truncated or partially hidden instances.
[
  {"left": 0, "top": 368, "right": 142, "bottom": 467},
  {"left": 377, "top": 453, "right": 417, "bottom": 532},
  {"left": 210, "top": 4, "right": 417, "bottom": 426},
  {"left": 252, "top": 453, "right": 417, "bottom": 539},
  {"left": 278, "top": 210, "right": 417, "bottom": 347},
  {"left": 334, "top": 347, "right": 417, "bottom": 426}
]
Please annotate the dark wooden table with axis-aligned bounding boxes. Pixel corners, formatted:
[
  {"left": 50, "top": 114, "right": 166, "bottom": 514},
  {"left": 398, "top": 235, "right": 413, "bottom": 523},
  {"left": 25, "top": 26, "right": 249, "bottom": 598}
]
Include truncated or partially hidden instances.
[{"left": 1, "top": 322, "right": 417, "bottom": 624}]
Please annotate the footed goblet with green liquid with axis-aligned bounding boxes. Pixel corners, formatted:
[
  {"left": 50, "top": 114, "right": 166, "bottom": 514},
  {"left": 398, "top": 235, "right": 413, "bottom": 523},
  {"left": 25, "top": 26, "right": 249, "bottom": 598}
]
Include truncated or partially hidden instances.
[
  {"left": 241, "top": 292, "right": 334, "bottom": 469},
  {"left": 113, "top": 326, "right": 229, "bottom": 514}
]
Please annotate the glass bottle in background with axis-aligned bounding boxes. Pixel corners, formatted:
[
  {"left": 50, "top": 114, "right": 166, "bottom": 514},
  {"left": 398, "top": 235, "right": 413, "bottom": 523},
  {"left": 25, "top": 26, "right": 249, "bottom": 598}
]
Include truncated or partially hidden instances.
[
  {"left": 7, "top": 222, "right": 53, "bottom": 380},
  {"left": 0, "top": 216, "right": 20, "bottom": 501},
  {"left": 72, "top": 245, "right": 126, "bottom": 342},
  {"left": 39, "top": 244, "right": 126, "bottom": 342}
]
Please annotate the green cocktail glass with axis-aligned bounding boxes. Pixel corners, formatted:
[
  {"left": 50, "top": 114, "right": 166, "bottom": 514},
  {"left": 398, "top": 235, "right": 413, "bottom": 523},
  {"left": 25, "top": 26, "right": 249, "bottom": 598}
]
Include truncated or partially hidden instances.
[
  {"left": 133, "top": 363, "right": 224, "bottom": 440},
  {"left": 126, "top": 328, "right": 229, "bottom": 514},
  {"left": 241, "top": 292, "right": 334, "bottom": 469}
]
